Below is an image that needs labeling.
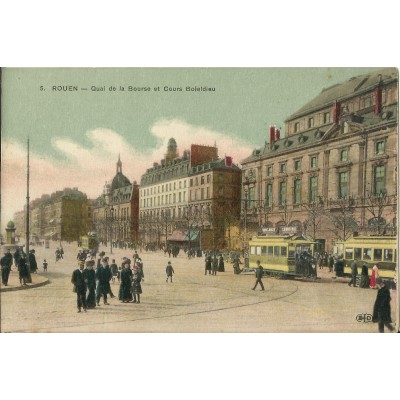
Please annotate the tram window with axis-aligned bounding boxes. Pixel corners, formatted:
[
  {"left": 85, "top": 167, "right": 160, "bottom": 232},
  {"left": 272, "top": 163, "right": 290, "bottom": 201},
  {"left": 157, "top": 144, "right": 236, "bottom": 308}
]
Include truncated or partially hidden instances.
[
  {"left": 354, "top": 248, "right": 362, "bottom": 260},
  {"left": 250, "top": 246, "right": 256, "bottom": 255},
  {"left": 373, "top": 249, "right": 383, "bottom": 261},
  {"left": 274, "top": 246, "right": 279, "bottom": 257},
  {"left": 363, "top": 248, "right": 372, "bottom": 260},
  {"left": 261, "top": 246, "right": 267, "bottom": 256},
  {"left": 345, "top": 248, "right": 354, "bottom": 259},
  {"left": 281, "top": 247, "right": 287, "bottom": 257},
  {"left": 288, "top": 250, "right": 295, "bottom": 259},
  {"left": 384, "top": 249, "right": 393, "bottom": 261},
  {"left": 256, "top": 246, "right": 262, "bottom": 256},
  {"left": 268, "top": 246, "right": 273, "bottom": 256}
]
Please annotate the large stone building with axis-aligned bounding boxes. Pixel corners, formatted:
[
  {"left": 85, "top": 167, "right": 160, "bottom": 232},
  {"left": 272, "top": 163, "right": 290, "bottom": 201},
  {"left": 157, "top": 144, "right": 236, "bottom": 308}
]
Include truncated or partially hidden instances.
[
  {"left": 139, "top": 139, "right": 241, "bottom": 250},
  {"left": 13, "top": 188, "right": 92, "bottom": 242},
  {"left": 241, "top": 68, "right": 398, "bottom": 251},
  {"left": 92, "top": 156, "right": 140, "bottom": 247}
]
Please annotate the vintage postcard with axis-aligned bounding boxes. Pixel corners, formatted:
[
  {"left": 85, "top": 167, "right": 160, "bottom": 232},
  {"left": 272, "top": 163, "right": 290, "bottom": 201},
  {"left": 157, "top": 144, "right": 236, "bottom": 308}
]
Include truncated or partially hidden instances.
[{"left": 1, "top": 67, "right": 398, "bottom": 333}]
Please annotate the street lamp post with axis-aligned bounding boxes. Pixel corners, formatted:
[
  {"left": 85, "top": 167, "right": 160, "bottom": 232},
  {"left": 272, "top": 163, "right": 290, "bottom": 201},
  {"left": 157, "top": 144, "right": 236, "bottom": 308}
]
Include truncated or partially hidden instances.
[{"left": 106, "top": 205, "right": 114, "bottom": 254}]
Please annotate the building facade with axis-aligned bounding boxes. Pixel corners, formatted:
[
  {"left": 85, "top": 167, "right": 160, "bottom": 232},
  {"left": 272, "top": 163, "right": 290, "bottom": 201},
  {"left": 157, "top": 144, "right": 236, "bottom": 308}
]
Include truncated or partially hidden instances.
[
  {"left": 241, "top": 68, "right": 398, "bottom": 251},
  {"left": 139, "top": 139, "right": 241, "bottom": 250},
  {"left": 92, "top": 157, "right": 140, "bottom": 247},
  {"left": 13, "top": 188, "right": 92, "bottom": 242}
]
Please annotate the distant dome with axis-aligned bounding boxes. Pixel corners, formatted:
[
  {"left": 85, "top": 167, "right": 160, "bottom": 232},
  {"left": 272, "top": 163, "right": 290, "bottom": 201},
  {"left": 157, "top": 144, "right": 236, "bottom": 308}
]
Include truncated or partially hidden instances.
[
  {"left": 7, "top": 221, "right": 15, "bottom": 229},
  {"left": 168, "top": 138, "right": 177, "bottom": 148},
  {"left": 111, "top": 172, "right": 131, "bottom": 191}
]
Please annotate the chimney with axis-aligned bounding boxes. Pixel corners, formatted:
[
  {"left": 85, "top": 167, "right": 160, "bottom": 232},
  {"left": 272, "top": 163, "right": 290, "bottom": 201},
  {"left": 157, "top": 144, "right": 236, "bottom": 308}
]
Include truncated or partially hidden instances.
[
  {"left": 375, "top": 83, "right": 382, "bottom": 115},
  {"left": 333, "top": 100, "right": 341, "bottom": 123},
  {"left": 225, "top": 156, "right": 233, "bottom": 167},
  {"left": 270, "top": 126, "right": 275, "bottom": 148},
  {"left": 275, "top": 127, "right": 281, "bottom": 140}
]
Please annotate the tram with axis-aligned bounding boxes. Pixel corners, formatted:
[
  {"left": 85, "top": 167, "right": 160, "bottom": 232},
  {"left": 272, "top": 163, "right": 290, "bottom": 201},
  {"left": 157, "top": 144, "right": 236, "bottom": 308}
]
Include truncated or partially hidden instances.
[
  {"left": 80, "top": 232, "right": 99, "bottom": 252},
  {"left": 246, "top": 234, "right": 318, "bottom": 278},
  {"left": 337, "top": 235, "right": 397, "bottom": 280}
]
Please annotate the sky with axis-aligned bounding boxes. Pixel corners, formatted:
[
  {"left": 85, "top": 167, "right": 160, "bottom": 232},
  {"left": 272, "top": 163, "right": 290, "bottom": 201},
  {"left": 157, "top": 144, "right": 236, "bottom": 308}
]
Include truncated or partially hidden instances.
[{"left": 0, "top": 67, "right": 383, "bottom": 231}]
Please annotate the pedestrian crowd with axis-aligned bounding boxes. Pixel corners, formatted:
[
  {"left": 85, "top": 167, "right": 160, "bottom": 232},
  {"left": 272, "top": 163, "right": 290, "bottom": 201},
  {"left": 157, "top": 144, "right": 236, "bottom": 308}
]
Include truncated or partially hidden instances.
[{"left": 71, "top": 250, "right": 146, "bottom": 312}]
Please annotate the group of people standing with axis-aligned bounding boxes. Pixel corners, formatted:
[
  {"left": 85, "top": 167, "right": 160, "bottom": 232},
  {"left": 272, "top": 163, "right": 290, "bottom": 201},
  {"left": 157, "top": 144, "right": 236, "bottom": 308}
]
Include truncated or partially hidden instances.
[
  {"left": 204, "top": 254, "right": 225, "bottom": 275},
  {"left": 71, "top": 252, "right": 144, "bottom": 312},
  {"left": 348, "top": 261, "right": 383, "bottom": 289},
  {"left": 0, "top": 247, "right": 38, "bottom": 286}
]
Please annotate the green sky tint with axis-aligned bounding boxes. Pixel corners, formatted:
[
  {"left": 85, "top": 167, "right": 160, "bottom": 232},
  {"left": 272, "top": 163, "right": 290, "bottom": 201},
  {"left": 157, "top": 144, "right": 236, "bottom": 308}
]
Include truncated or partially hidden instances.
[{"left": 2, "top": 67, "right": 382, "bottom": 156}]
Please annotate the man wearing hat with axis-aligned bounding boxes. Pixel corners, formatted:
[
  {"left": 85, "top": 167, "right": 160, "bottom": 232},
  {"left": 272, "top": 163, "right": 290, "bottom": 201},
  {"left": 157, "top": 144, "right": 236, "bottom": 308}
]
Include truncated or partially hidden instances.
[
  {"left": 252, "top": 260, "right": 265, "bottom": 291},
  {"left": 372, "top": 278, "right": 395, "bottom": 333},
  {"left": 71, "top": 260, "right": 87, "bottom": 313},
  {"left": 1, "top": 249, "right": 13, "bottom": 286},
  {"left": 29, "top": 249, "right": 38, "bottom": 274},
  {"left": 84, "top": 259, "right": 96, "bottom": 308},
  {"left": 96, "top": 258, "right": 110, "bottom": 306}
]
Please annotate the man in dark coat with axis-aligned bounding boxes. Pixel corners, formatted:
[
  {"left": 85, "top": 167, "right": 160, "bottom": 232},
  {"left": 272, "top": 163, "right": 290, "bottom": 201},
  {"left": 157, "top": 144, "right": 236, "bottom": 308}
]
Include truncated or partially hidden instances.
[
  {"left": 211, "top": 255, "right": 218, "bottom": 276},
  {"left": 84, "top": 260, "right": 96, "bottom": 309},
  {"left": 29, "top": 250, "right": 38, "bottom": 274},
  {"left": 96, "top": 259, "right": 109, "bottom": 306},
  {"left": 205, "top": 255, "right": 212, "bottom": 275},
  {"left": 372, "top": 278, "right": 395, "bottom": 333},
  {"left": 348, "top": 260, "right": 358, "bottom": 287},
  {"left": 71, "top": 261, "right": 87, "bottom": 312},
  {"left": 103, "top": 257, "right": 115, "bottom": 299},
  {"left": 1, "top": 249, "right": 14, "bottom": 286},
  {"left": 18, "top": 253, "right": 29, "bottom": 286},
  {"left": 252, "top": 260, "right": 265, "bottom": 291},
  {"left": 166, "top": 261, "right": 174, "bottom": 282}
]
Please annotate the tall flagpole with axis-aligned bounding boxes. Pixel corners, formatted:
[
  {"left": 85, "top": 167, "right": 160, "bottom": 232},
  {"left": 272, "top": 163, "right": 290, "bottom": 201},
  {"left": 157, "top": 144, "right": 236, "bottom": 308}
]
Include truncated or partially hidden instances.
[{"left": 25, "top": 138, "right": 31, "bottom": 281}]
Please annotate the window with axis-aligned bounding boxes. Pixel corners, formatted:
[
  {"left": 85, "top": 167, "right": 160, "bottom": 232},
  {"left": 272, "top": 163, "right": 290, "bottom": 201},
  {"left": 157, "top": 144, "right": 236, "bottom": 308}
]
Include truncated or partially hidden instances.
[
  {"left": 309, "top": 176, "right": 318, "bottom": 202},
  {"left": 340, "top": 149, "right": 348, "bottom": 162},
  {"left": 354, "top": 248, "right": 362, "bottom": 260},
  {"left": 363, "top": 248, "right": 372, "bottom": 260},
  {"left": 178, "top": 192, "right": 181, "bottom": 202},
  {"left": 294, "top": 122, "right": 300, "bottom": 133},
  {"left": 206, "top": 187, "right": 210, "bottom": 199},
  {"left": 201, "top": 188, "right": 204, "bottom": 200},
  {"left": 179, "top": 181, "right": 181, "bottom": 189},
  {"left": 267, "top": 166, "right": 273, "bottom": 176},
  {"left": 339, "top": 172, "right": 348, "bottom": 198},
  {"left": 281, "top": 247, "right": 287, "bottom": 257},
  {"left": 256, "top": 246, "right": 261, "bottom": 256},
  {"left": 190, "top": 179, "right": 193, "bottom": 187},
  {"left": 384, "top": 249, "right": 393, "bottom": 261},
  {"left": 308, "top": 117, "right": 314, "bottom": 128},
  {"left": 373, "top": 249, "right": 383, "bottom": 261},
  {"left": 195, "top": 177, "right": 198, "bottom": 186},
  {"left": 261, "top": 246, "right": 267, "bottom": 256},
  {"left": 207, "top": 174, "right": 211, "bottom": 183},
  {"left": 345, "top": 248, "right": 354, "bottom": 259},
  {"left": 266, "top": 183, "right": 273, "bottom": 207},
  {"left": 374, "top": 165, "right": 386, "bottom": 195},
  {"left": 323, "top": 112, "right": 331, "bottom": 124},
  {"left": 184, "top": 181, "right": 187, "bottom": 188},
  {"left": 274, "top": 246, "right": 279, "bottom": 257},
  {"left": 293, "top": 178, "right": 301, "bottom": 204},
  {"left": 294, "top": 159, "right": 301, "bottom": 171},
  {"left": 375, "top": 140, "right": 385, "bottom": 155},
  {"left": 201, "top": 176, "right": 205, "bottom": 185},
  {"left": 363, "top": 96, "right": 372, "bottom": 108},
  {"left": 310, "top": 156, "right": 318, "bottom": 168},
  {"left": 267, "top": 246, "right": 273, "bottom": 256},
  {"left": 248, "top": 186, "right": 255, "bottom": 208},
  {"left": 279, "top": 181, "right": 287, "bottom": 205},
  {"left": 280, "top": 163, "right": 286, "bottom": 174}
]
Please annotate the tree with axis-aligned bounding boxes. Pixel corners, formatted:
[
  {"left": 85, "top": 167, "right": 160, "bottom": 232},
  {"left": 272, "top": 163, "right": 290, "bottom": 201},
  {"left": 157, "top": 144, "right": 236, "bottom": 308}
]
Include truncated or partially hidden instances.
[
  {"left": 364, "top": 190, "right": 393, "bottom": 235},
  {"left": 327, "top": 196, "right": 359, "bottom": 241},
  {"left": 302, "top": 196, "right": 325, "bottom": 240}
]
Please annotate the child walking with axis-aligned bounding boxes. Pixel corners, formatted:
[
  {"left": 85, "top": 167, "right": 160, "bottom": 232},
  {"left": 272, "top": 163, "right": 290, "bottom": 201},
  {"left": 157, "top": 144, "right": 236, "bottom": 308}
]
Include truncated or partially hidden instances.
[{"left": 166, "top": 261, "right": 174, "bottom": 282}]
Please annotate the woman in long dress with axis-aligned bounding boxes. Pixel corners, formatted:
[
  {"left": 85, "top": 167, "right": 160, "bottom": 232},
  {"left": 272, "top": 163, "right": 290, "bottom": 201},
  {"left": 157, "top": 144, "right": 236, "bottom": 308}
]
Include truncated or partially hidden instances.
[
  {"left": 359, "top": 263, "right": 369, "bottom": 288},
  {"left": 119, "top": 260, "right": 133, "bottom": 303},
  {"left": 370, "top": 264, "right": 379, "bottom": 288}
]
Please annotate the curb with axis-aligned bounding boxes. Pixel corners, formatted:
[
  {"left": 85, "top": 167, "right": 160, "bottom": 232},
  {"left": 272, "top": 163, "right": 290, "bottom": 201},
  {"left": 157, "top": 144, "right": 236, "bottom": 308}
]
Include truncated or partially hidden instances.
[{"left": 0, "top": 278, "right": 50, "bottom": 293}]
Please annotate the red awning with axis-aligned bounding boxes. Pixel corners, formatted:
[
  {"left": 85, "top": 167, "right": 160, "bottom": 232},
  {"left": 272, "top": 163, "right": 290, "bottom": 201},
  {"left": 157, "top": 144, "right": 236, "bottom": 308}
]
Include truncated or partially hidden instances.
[{"left": 168, "top": 230, "right": 186, "bottom": 241}]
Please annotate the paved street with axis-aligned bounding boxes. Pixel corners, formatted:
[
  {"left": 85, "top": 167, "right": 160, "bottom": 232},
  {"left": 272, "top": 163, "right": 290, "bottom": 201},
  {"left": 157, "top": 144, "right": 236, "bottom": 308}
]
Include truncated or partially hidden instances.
[{"left": 1, "top": 242, "right": 398, "bottom": 333}]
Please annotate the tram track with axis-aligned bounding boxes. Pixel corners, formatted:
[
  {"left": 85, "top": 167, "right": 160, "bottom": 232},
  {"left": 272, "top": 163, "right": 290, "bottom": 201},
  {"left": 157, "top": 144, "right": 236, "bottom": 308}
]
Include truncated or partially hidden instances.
[{"left": 6, "top": 277, "right": 300, "bottom": 333}]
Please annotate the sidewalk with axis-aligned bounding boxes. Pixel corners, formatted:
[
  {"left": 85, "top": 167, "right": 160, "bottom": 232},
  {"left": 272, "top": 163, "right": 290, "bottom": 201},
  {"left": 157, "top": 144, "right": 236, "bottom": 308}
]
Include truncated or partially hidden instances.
[{"left": 0, "top": 269, "right": 49, "bottom": 292}]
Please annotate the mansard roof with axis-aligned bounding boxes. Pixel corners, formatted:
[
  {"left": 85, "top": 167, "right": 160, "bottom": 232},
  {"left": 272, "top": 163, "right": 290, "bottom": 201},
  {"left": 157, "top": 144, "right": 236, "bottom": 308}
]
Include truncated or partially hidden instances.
[{"left": 285, "top": 68, "right": 398, "bottom": 122}]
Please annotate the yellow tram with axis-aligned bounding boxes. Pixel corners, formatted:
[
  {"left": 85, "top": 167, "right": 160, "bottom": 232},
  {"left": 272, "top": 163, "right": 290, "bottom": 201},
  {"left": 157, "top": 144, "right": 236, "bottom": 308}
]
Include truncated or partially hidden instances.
[
  {"left": 337, "top": 235, "right": 397, "bottom": 280},
  {"left": 248, "top": 234, "right": 317, "bottom": 278},
  {"left": 81, "top": 232, "right": 99, "bottom": 252}
]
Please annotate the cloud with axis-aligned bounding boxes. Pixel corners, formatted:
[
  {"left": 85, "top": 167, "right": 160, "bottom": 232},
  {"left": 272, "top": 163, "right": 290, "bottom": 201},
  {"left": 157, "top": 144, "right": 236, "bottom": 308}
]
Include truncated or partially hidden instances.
[{"left": 1, "top": 119, "right": 253, "bottom": 232}]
